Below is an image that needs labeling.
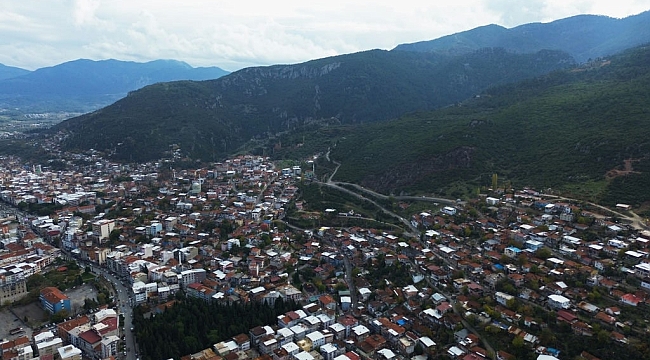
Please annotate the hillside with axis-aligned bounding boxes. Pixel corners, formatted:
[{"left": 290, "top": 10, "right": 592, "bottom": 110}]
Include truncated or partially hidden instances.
[
  {"left": 321, "top": 45, "right": 650, "bottom": 205},
  {"left": 54, "top": 48, "right": 574, "bottom": 162},
  {"left": 0, "top": 59, "right": 229, "bottom": 114},
  {"left": 0, "top": 63, "right": 30, "bottom": 80},
  {"left": 394, "top": 11, "right": 650, "bottom": 62}
]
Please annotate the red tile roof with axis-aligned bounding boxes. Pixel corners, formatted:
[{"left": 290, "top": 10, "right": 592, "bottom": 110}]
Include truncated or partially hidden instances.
[
  {"left": 40, "top": 287, "right": 68, "bottom": 304},
  {"left": 79, "top": 329, "right": 102, "bottom": 345}
]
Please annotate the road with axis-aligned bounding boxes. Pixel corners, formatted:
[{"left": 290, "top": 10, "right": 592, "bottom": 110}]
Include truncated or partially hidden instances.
[
  {"left": 255, "top": 163, "right": 276, "bottom": 205},
  {"left": 91, "top": 265, "right": 138, "bottom": 360},
  {"left": 540, "top": 194, "right": 648, "bottom": 230},
  {"left": 331, "top": 181, "right": 457, "bottom": 206},
  {"left": 342, "top": 255, "right": 358, "bottom": 311},
  {"left": 319, "top": 149, "right": 456, "bottom": 236}
]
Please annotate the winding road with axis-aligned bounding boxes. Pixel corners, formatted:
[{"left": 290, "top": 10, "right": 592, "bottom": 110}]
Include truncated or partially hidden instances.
[{"left": 540, "top": 194, "right": 648, "bottom": 230}]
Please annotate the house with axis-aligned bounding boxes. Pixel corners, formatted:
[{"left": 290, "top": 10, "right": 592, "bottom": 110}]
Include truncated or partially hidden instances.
[
  {"left": 594, "top": 312, "right": 616, "bottom": 325},
  {"left": 442, "top": 207, "right": 457, "bottom": 216},
  {"left": 556, "top": 310, "right": 577, "bottom": 324},
  {"left": 621, "top": 293, "right": 642, "bottom": 306},
  {"left": 495, "top": 292, "right": 514, "bottom": 306},
  {"left": 548, "top": 294, "right": 570, "bottom": 309},
  {"left": 504, "top": 247, "right": 522, "bottom": 258}
]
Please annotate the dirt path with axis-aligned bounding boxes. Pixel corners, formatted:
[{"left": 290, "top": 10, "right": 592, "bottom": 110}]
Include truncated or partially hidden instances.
[{"left": 606, "top": 158, "right": 641, "bottom": 179}]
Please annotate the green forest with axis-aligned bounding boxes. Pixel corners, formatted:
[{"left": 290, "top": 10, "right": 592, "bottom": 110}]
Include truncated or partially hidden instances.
[
  {"left": 132, "top": 296, "right": 299, "bottom": 360},
  {"left": 322, "top": 45, "right": 650, "bottom": 204},
  {"left": 52, "top": 48, "right": 573, "bottom": 162}
]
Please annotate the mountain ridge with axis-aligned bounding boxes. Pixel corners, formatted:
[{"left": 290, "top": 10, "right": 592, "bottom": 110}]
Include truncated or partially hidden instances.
[
  {"left": 0, "top": 63, "right": 31, "bottom": 81},
  {"left": 393, "top": 11, "right": 650, "bottom": 62},
  {"left": 53, "top": 48, "right": 575, "bottom": 162},
  {"left": 0, "top": 58, "right": 229, "bottom": 114}
]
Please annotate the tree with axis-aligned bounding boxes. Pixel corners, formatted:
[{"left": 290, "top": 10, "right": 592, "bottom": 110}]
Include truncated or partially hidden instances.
[
  {"left": 414, "top": 342, "right": 424, "bottom": 355},
  {"left": 220, "top": 220, "right": 234, "bottom": 238},
  {"left": 109, "top": 229, "right": 122, "bottom": 242},
  {"left": 292, "top": 272, "right": 301, "bottom": 286},
  {"left": 539, "top": 328, "right": 556, "bottom": 345},
  {"left": 51, "top": 310, "right": 70, "bottom": 323},
  {"left": 506, "top": 298, "right": 518, "bottom": 310},
  {"left": 536, "top": 247, "right": 552, "bottom": 259},
  {"left": 335, "top": 282, "right": 348, "bottom": 291},
  {"left": 517, "top": 254, "right": 528, "bottom": 266}
]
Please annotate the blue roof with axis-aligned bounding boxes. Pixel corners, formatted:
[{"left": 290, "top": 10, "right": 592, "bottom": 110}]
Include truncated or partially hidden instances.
[{"left": 547, "top": 348, "right": 560, "bottom": 355}]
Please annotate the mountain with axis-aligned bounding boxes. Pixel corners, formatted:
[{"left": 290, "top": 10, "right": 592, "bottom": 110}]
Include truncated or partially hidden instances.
[
  {"left": 394, "top": 11, "right": 650, "bottom": 62},
  {"left": 53, "top": 48, "right": 575, "bottom": 162},
  {"left": 319, "top": 45, "right": 650, "bottom": 205},
  {"left": 0, "top": 59, "right": 229, "bottom": 113},
  {"left": 0, "top": 64, "right": 30, "bottom": 80}
]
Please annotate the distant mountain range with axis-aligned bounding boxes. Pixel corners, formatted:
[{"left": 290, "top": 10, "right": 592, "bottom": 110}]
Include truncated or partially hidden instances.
[
  {"left": 0, "top": 59, "right": 229, "bottom": 114},
  {"left": 394, "top": 11, "right": 650, "bottom": 62},
  {"left": 0, "top": 64, "right": 30, "bottom": 80},
  {"left": 53, "top": 48, "right": 575, "bottom": 162}
]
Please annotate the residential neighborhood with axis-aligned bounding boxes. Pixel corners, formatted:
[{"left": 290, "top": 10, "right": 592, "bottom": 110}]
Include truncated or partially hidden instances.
[{"left": 0, "top": 150, "right": 649, "bottom": 360}]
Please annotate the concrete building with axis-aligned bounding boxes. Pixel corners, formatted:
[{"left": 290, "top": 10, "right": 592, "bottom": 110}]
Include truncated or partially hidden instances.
[
  {"left": 40, "top": 287, "right": 71, "bottom": 314},
  {"left": 58, "top": 345, "right": 82, "bottom": 360},
  {"left": 92, "top": 219, "right": 115, "bottom": 241}
]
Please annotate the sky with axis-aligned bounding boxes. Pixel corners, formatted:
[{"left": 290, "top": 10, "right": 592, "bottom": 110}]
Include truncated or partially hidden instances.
[{"left": 0, "top": 0, "right": 648, "bottom": 72}]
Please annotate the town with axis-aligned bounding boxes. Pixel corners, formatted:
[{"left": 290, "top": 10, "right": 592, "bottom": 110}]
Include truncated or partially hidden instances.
[{"left": 0, "top": 149, "right": 649, "bottom": 360}]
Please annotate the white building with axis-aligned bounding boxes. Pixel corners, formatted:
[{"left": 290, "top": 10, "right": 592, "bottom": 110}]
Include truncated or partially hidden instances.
[
  {"left": 441, "top": 206, "right": 457, "bottom": 216},
  {"left": 495, "top": 292, "right": 515, "bottom": 306},
  {"left": 548, "top": 294, "right": 571, "bottom": 309},
  {"left": 634, "top": 263, "right": 650, "bottom": 278},
  {"left": 101, "top": 335, "right": 120, "bottom": 358},
  {"left": 92, "top": 219, "right": 115, "bottom": 240},
  {"left": 57, "top": 345, "right": 82, "bottom": 360},
  {"left": 306, "top": 331, "right": 325, "bottom": 348}
]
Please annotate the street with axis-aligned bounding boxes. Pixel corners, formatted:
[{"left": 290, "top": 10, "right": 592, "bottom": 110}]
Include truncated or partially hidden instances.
[{"left": 91, "top": 265, "right": 138, "bottom": 360}]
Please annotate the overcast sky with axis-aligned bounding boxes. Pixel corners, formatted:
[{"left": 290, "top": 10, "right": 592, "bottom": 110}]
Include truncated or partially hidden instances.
[{"left": 1, "top": 0, "right": 648, "bottom": 71}]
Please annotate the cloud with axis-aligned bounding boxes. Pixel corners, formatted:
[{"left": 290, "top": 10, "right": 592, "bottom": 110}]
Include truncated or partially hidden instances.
[
  {"left": 73, "top": 0, "right": 101, "bottom": 26},
  {"left": 0, "top": 0, "right": 647, "bottom": 71}
]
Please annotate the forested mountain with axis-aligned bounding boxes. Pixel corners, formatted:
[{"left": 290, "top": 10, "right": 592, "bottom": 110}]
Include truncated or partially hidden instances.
[
  {"left": 0, "top": 63, "right": 30, "bottom": 80},
  {"left": 0, "top": 59, "right": 229, "bottom": 113},
  {"left": 394, "top": 11, "right": 650, "bottom": 62},
  {"left": 317, "top": 45, "right": 650, "bottom": 205},
  {"left": 54, "top": 48, "right": 574, "bottom": 162}
]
